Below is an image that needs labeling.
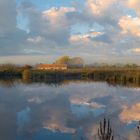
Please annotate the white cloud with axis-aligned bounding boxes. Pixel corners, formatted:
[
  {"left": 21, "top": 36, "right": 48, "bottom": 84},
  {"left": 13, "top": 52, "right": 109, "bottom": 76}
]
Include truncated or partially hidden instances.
[
  {"left": 70, "top": 97, "right": 105, "bottom": 109},
  {"left": 70, "top": 31, "right": 104, "bottom": 43},
  {"left": 0, "top": 0, "right": 139, "bottom": 64},
  {"left": 42, "top": 7, "right": 75, "bottom": 26},
  {"left": 86, "top": 0, "right": 117, "bottom": 15},
  {"left": 24, "top": 6, "right": 76, "bottom": 46},
  {"left": 27, "top": 36, "right": 43, "bottom": 44},
  {"left": 119, "top": 16, "right": 140, "bottom": 36}
]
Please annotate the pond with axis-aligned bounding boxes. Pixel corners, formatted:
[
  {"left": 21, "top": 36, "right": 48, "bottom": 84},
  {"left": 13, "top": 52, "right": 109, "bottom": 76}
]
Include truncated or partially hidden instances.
[{"left": 0, "top": 80, "right": 140, "bottom": 140}]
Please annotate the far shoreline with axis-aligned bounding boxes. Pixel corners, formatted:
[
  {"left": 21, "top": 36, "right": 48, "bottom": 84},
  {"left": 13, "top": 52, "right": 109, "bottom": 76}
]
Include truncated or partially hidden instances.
[{"left": 0, "top": 65, "right": 140, "bottom": 87}]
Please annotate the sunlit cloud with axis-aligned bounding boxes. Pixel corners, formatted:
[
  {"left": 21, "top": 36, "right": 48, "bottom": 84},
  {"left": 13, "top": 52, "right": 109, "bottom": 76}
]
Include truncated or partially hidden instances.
[
  {"left": 0, "top": 0, "right": 139, "bottom": 64},
  {"left": 42, "top": 107, "right": 75, "bottom": 133},
  {"left": 70, "top": 31, "right": 104, "bottom": 41},
  {"left": 70, "top": 97, "right": 105, "bottom": 108},
  {"left": 86, "top": 0, "right": 117, "bottom": 15},
  {"left": 120, "top": 103, "right": 140, "bottom": 123},
  {"left": 128, "top": 0, "right": 140, "bottom": 16},
  {"left": 43, "top": 121, "right": 75, "bottom": 133},
  {"left": 132, "top": 48, "right": 140, "bottom": 53},
  {"left": 42, "top": 7, "right": 75, "bottom": 26},
  {"left": 119, "top": 16, "right": 140, "bottom": 36}
]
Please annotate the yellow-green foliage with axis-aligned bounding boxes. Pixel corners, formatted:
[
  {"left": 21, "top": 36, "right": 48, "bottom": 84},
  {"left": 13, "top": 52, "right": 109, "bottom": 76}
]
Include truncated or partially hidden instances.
[
  {"left": 0, "top": 64, "right": 18, "bottom": 71},
  {"left": 55, "top": 56, "right": 70, "bottom": 64},
  {"left": 54, "top": 56, "right": 84, "bottom": 67},
  {"left": 22, "top": 69, "right": 31, "bottom": 80}
]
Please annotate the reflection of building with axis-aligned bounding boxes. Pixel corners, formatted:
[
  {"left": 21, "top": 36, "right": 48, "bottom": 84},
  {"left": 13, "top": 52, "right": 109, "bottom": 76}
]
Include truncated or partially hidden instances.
[{"left": 36, "top": 64, "right": 67, "bottom": 70}]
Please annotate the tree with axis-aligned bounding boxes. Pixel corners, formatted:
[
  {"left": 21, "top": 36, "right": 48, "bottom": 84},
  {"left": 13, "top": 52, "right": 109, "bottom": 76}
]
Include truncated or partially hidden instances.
[
  {"left": 0, "top": 64, "right": 18, "bottom": 71},
  {"left": 55, "top": 56, "right": 70, "bottom": 64},
  {"left": 55, "top": 56, "right": 84, "bottom": 68},
  {"left": 22, "top": 65, "right": 32, "bottom": 70},
  {"left": 22, "top": 69, "right": 31, "bottom": 80},
  {"left": 68, "top": 57, "right": 84, "bottom": 68}
]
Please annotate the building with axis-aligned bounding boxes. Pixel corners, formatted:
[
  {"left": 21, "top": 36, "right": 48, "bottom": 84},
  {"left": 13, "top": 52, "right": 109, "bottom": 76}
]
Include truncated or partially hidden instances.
[{"left": 36, "top": 64, "right": 67, "bottom": 70}]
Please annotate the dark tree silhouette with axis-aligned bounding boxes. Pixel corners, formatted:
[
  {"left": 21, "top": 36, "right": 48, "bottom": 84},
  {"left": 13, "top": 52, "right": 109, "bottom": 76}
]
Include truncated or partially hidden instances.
[{"left": 98, "top": 118, "right": 114, "bottom": 140}]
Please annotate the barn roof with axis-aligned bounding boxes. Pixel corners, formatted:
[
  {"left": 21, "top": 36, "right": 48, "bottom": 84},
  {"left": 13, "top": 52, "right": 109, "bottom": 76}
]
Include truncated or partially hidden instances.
[{"left": 36, "top": 64, "right": 67, "bottom": 68}]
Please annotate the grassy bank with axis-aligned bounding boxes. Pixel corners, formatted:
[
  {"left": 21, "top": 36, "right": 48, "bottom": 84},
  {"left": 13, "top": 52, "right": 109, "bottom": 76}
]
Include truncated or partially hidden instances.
[
  {"left": 0, "top": 70, "right": 22, "bottom": 79},
  {"left": 28, "top": 68, "right": 140, "bottom": 84},
  {"left": 0, "top": 67, "right": 140, "bottom": 86}
]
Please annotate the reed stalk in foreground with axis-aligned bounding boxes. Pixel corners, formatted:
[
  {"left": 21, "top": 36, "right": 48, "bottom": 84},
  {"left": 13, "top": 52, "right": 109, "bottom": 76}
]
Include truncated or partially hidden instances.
[
  {"left": 137, "top": 122, "right": 140, "bottom": 138},
  {"left": 98, "top": 118, "right": 114, "bottom": 140}
]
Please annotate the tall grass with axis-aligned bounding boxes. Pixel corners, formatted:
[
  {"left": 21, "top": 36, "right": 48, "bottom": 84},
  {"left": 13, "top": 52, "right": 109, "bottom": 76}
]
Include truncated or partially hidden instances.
[{"left": 0, "top": 66, "right": 139, "bottom": 86}]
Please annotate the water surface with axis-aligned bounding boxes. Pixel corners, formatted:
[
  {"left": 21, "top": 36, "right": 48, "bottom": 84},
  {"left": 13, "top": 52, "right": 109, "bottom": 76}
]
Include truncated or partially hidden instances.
[{"left": 0, "top": 80, "right": 140, "bottom": 140}]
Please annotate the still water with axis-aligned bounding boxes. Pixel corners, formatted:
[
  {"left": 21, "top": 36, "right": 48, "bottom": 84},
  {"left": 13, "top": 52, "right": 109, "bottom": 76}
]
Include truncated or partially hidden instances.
[{"left": 0, "top": 80, "right": 140, "bottom": 140}]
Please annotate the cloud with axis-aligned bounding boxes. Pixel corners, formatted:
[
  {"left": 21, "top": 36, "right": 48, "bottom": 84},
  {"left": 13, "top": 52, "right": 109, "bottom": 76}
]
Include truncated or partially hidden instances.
[
  {"left": 40, "top": 7, "right": 75, "bottom": 45},
  {"left": 125, "top": 47, "right": 140, "bottom": 55},
  {"left": 0, "top": 55, "right": 56, "bottom": 64},
  {"left": 120, "top": 103, "right": 140, "bottom": 123},
  {"left": 0, "top": 0, "right": 28, "bottom": 56},
  {"left": 42, "top": 7, "right": 75, "bottom": 26},
  {"left": 86, "top": 0, "right": 117, "bottom": 15},
  {"left": 0, "top": 0, "right": 140, "bottom": 64},
  {"left": 0, "top": 0, "right": 17, "bottom": 37},
  {"left": 70, "top": 97, "right": 105, "bottom": 108},
  {"left": 27, "top": 36, "right": 43, "bottom": 44},
  {"left": 21, "top": 4, "right": 76, "bottom": 46},
  {"left": 119, "top": 16, "right": 140, "bottom": 36},
  {"left": 128, "top": 0, "right": 140, "bottom": 16},
  {"left": 43, "top": 114, "right": 75, "bottom": 133},
  {"left": 70, "top": 31, "right": 104, "bottom": 43},
  {"left": 132, "top": 48, "right": 140, "bottom": 53}
]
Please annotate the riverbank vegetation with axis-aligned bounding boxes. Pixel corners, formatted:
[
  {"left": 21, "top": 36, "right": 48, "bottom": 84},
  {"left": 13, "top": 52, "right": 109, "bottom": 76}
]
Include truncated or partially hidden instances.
[
  {"left": 0, "top": 63, "right": 140, "bottom": 87},
  {"left": 0, "top": 58, "right": 140, "bottom": 87}
]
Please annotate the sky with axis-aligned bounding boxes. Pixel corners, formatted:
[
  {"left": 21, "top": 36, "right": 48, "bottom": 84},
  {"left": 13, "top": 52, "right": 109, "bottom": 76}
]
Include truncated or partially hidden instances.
[{"left": 0, "top": 0, "right": 140, "bottom": 64}]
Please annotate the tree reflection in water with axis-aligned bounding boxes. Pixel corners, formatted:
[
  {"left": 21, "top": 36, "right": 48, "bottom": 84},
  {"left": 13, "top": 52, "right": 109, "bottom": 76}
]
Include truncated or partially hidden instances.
[{"left": 0, "top": 78, "right": 139, "bottom": 88}]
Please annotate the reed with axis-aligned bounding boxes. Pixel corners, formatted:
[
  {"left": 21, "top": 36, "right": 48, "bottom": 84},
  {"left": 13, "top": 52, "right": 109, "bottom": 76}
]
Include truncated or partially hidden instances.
[{"left": 98, "top": 118, "right": 114, "bottom": 140}]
